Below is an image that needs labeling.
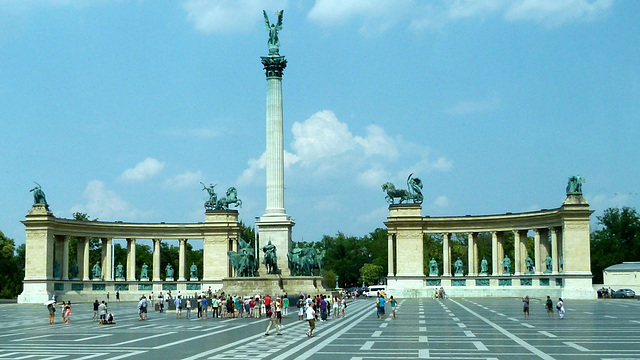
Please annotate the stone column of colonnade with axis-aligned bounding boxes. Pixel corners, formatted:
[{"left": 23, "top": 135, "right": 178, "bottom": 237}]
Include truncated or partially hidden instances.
[
  {"left": 491, "top": 232, "right": 504, "bottom": 275},
  {"left": 442, "top": 233, "right": 451, "bottom": 276},
  {"left": 387, "top": 233, "right": 395, "bottom": 277},
  {"left": 467, "top": 233, "right": 478, "bottom": 276},
  {"left": 53, "top": 235, "right": 69, "bottom": 280},
  {"left": 126, "top": 238, "right": 137, "bottom": 281},
  {"left": 101, "top": 238, "right": 113, "bottom": 281},
  {"left": 550, "top": 227, "right": 560, "bottom": 274},
  {"left": 153, "top": 239, "right": 161, "bottom": 281},
  {"left": 178, "top": 239, "right": 187, "bottom": 281},
  {"left": 80, "top": 237, "right": 90, "bottom": 281}
]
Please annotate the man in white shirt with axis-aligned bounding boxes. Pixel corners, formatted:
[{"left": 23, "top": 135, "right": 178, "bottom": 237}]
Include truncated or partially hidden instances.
[
  {"left": 175, "top": 296, "right": 182, "bottom": 319},
  {"left": 305, "top": 299, "right": 317, "bottom": 337}
]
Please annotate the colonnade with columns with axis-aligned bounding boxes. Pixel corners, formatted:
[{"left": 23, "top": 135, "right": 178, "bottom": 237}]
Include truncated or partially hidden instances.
[
  {"left": 18, "top": 207, "right": 240, "bottom": 303},
  {"left": 386, "top": 195, "right": 594, "bottom": 299},
  {"left": 51, "top": 236, "right": 201, "bottom": 282}
]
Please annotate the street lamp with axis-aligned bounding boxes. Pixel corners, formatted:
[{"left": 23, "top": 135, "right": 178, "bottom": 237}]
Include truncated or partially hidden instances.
[{"left": 362, "top": 275, "right": 365, "bottom": 289}]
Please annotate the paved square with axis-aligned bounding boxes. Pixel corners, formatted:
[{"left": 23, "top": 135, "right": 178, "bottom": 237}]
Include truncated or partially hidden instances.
[{"left": 1, "top": 297, "right": 639, "bottom": 359}]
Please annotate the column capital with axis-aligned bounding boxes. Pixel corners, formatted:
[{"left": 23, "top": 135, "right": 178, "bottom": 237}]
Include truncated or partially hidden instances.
[{"left": 261, "top": 55, "right": 287, "bottom": 78}]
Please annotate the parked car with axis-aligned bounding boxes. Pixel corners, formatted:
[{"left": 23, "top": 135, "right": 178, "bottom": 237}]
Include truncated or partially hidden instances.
[
  {"left": 364, "top": 285, "right": 386, "bottom": 297},
  {"left": 612, "top": 288, "right": 636, "bottom": 298}
]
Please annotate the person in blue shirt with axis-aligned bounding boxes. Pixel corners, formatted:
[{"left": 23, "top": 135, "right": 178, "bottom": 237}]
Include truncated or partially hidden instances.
[{"left": 377, "top": 294, "right": 386, "bottom": 319}]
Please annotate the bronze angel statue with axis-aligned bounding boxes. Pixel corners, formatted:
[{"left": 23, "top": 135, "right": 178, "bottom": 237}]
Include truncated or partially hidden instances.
[{"left": 264, "top": 10, "right": 283, "bottom": 55}]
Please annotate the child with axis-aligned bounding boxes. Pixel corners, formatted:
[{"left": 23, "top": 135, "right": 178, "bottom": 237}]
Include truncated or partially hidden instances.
[{"left": 390, "top": 296, "right": 397, "bottom": 319}]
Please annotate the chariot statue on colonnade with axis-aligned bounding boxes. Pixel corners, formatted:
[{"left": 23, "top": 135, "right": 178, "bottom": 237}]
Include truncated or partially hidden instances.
[
  {"left": 382, "top": 173, "right": 424, "bottom": 204},
  {"left": 201, "top": 182, "right": 243, "bottom": 210}
]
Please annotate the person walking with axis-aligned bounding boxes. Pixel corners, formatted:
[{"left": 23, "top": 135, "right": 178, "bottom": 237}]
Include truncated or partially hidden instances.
[
  {"left": 320, "top": 296, "right": 328, "bottom": 321},
  {"left": 332, "top": 296, "right": 340, "bottom": 319},
  {"left": 175, "top": 296, "right": 183, "bottom": 319},
  {"left": 93, "top": 299, "right": 99, "bottom": 321},
  {"left": 340, "top": 297, "right": 347, "bottom": 318},
  {"left": 47, "top": 302, "right": 56, "bottom": 325},
  {"left": 522, "top": 296, "right": 530, "bottom": 318},
  {"left": 282, "top": 295, "right": 289, "bottom": 317},
  {"left": 64, "top": 301, "right": 72, "bottom": 324},
  {"left": 98, "top": 300, "right": 108, "bottom": 324},
  {"left": 201, "top": 296, "right": 208, "bottom": 319},
  {"left": 390, "top": 296, "right": 397, "bottom": 319},
  {"left": 305, "top": 299, "right": 317, "bottom": 337},
  {"left": 545, "top": 296, "right": 554, "bottom": 319},
  {"left": 264, "top": 304, "right": 282, "bottom": 336},
  {"left": 557, "top": 298, "right": 566, "bottom": 319},
  {"left": 116, "top": 291, "right": 120, "bottom": 302},
  {"left": 138, "top": 296, "right": 147, "bottom": 321},
  {"left": 377, "top": 294, "right": 386, "bottom": 319},
  {"left": 60, "top": 301, "right": 67, "bottom": 323},
  {"left": 297, "top": 295, "right": 305, "bottom": 320}
]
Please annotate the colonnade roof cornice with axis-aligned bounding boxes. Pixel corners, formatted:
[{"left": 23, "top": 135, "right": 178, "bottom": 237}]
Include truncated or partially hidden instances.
[
  {"left": 22, "top": 217, "right": 240, "bottom": 239},
  {"left": 385, "top": 206, "right": 579, "bottom": 233}
]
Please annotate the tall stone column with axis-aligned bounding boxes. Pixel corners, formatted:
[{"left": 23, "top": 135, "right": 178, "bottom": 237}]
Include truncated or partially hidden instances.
[
  {"left": 256, "top": 53, "right": 294, "bottom": 276},
  {"left": 102, "top": 238, "right": 113, "bottom": 281},
  {"left": 550, "top": 227, "right": 559, "bottom": 275},
  {"left": 534, "top": 229, "right": 542, "bottom": 274},
  {"left": 178, "top": 239, "right": 187, "bottom": 282},
  {"left": 153, "top": 239, "right": 162, "bottom": 281},
  {"left": 82, "top": 237, "right": 90, "bottom": 281},
  {"left": 491, "top": 232, "right": 499, "bottom": 276},
  {"left": 61, "top": 236, "right": 69, "bottom": 281},
  {"left": 126, "top": 238, "right": 137, "bottom": 281},
  {"left": 513, "top": 230, "right": 522, "bottom": 275},
  {"left": 467, "top": 233, "right": 478, "bottom": 276},
  {"left": 497, "top": 232, "right": 505, "bottom": 275},
  {"left": 54, "top": 235, "right": 65, "bottom": 279},
  {"left": 442, "top": 233, "right": 451, "bottom": 277},
  {"left": 387, "top": 233, "right": 395, "bottom": 277}
]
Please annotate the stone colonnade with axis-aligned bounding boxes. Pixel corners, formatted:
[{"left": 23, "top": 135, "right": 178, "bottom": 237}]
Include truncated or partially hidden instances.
[
  {"left": 386, "top": 194, "right": 594, "bottom": 299},
  {"left": 18, "top": 208, "right": 240, "bottom": 303}
]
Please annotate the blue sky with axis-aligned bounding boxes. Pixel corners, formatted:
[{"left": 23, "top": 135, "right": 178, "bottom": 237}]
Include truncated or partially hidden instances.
[{"left": 1, "top": 0, "right": 638, "bottom": 246}]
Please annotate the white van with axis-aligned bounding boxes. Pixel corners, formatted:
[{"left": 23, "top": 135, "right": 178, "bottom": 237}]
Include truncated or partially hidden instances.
[{"left": 365, "top": 285, "right": 386, "bottom": 297}]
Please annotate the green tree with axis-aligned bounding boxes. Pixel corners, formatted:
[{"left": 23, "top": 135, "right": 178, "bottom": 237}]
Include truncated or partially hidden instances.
[
  {"left": 0, "top": 231, "right": 23, "bottom": 298},
  {"left": 360, "top": 263, "right": 384, "bottom": 285},
  {"left": 591, "top": 207, "right": 640, "bottom": 283}
]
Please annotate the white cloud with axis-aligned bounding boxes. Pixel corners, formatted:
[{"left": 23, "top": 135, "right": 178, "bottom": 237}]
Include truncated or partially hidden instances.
[
  {"left": 236, "top": 150, "right": 300, "bottom": 186},
  {"left": 357, "top": 167, "right": 391, "bottom": 189},
  {"left": 183, "top": 0, "right": 287, "bottom": 34},
  {"left": 70, "top": 180, "right": 147, "bottom": 221},
  {"left": 163, "top": 170, "right": 204, "bottom": 190},
  {"left": 504, "top": 0, "right": 614, "bottom": 26},
  {"left": 308, "top": 0, "right": 407, "bottom": 34},
  {"left": 291, "top": 110, "right": 356, "bottom": 165},
  {"left": 308, "top": 0, "right": 613, "bottom": 33},
  {"left": 240, "top": 110, "right": 452, "bottom": 188},
  {"left": 433, "top": 195, "right": 449, "bottom": 207},
  {"left": 119, "top": 158, "right": 165, "bottom": 182}
]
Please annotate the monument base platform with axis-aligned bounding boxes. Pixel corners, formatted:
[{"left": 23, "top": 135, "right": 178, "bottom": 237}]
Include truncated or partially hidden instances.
[
  {"left": 221, "top": 276, "right": 329, "bottom": 297},
  {"left": 386, "top": 274, "right": 596, "bottom": 299}
]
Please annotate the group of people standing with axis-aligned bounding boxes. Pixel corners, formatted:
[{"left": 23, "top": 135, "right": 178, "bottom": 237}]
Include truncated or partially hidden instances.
[
  {"left": 46, "top": 300, "right": 72, "bottom": 325},
  {"left": 294, "top": 294, "right": 350, "bottom": 338},
  {"left": 522, "top": 295, "right": 565, "bottom": 319}
]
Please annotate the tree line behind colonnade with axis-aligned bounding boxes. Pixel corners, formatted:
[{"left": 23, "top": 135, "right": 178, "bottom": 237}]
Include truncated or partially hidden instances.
[{"left": 1, "top": 206, "right": 639, "bottom": 298}]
